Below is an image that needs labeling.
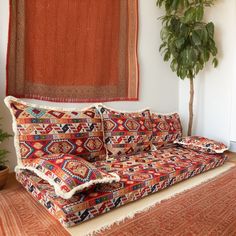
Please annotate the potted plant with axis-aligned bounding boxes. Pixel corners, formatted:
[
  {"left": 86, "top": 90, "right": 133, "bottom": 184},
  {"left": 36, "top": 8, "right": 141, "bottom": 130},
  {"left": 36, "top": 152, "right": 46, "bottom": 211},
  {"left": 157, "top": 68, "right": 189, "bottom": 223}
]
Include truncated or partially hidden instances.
[
  {"left": 156, "top": 0, "right": 218, "bottom": 135},
  {"left": 0, "top": 119, "right": 12, "bottom": 190}
]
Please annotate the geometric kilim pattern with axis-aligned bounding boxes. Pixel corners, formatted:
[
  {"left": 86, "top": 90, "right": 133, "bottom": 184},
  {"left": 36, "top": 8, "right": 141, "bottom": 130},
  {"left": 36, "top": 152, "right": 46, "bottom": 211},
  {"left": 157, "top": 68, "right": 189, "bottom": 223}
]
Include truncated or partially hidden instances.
[
  {"left": 98, "top": 106, "right": 153, "bottom": 159},
  {"left": 21, "top": 153, "right": 119, "bottom": 199},
  {"left": 16, "top": 146, "right": 228, "bottom": 227},
  {"left": 151, "top": 112, "right": 183, "bottom": 148},
  {"left": 7, "top": 98, "right": 106, "bottom": 162},
  {"left": 174, "top": 136, "right": 228, "bottom": 154}
]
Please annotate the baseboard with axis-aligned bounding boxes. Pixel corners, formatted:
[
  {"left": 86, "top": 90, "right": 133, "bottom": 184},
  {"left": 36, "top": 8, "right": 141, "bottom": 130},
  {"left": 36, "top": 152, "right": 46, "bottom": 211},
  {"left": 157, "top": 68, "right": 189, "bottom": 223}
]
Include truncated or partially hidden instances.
[{"left": 230, "top": 141, "right": 236, "bottom": 152}]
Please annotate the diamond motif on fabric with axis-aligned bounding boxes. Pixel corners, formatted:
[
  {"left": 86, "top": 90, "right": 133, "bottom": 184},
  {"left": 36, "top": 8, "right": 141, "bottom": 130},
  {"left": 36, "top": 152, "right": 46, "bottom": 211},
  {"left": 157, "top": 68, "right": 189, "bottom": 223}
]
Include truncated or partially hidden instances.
[
  {"left": 104, "top": 119, "right": 117, "bottom": 131},
  {"left": 33, "top": 142, "right": 44, "bottom": 149},
  {"left": 118, "top": 125, "right": 124, "bottom": 131},
  {"left": 45, "top": 140, "right": 76, "bottom": 154},
  {"left": 124, "top": 119, "right": 140, "bottom": 131},
  {"left": 84, "top": 138, "right": 103, "bottom": 152},
  {"left": 62, "top": 160, "right": 92, "bottom": 182},
  {"left": 34, "top": 150, "right": 45, "bottom": 157},
  {"left": 157, "top": 122, "right": 170, "bottom": 132},
  {"left": 76, "top": 139, "right": 83, "bottom": 146},
  {"left": 26, "top": 107, "right": 46, "bottom": 118},
  {"left": 25, "top": 125, "right": 35, "bottom": 134},
  {"left": 20, "top": 142, "right": 34, "bottom": 158}
]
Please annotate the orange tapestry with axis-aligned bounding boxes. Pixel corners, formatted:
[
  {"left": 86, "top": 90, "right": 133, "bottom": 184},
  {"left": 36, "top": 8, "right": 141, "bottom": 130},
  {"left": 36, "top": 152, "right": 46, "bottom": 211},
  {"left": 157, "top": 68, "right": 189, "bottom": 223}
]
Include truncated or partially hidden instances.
[{"left": 6, "top": 0, "right": 139, "bottom": 102}]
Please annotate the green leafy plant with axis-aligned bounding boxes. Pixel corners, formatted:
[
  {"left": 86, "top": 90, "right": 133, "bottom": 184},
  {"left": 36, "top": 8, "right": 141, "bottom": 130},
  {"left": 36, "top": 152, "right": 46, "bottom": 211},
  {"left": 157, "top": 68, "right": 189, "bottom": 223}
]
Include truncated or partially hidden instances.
[
  {"left": 156, "top": 0, "right": 218, "bottom": 135},
  {"left": 0, "top": 119, "right": 12, "bottom": 170}
]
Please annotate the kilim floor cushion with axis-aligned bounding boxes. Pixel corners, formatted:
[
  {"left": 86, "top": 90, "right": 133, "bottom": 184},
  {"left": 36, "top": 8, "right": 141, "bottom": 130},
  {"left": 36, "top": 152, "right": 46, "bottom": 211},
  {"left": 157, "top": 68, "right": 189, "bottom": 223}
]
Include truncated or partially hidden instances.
[
  {"left": 96, "top": 165, "right": 236, "bottom": 236},
  {"left": 16, "top": 146, "right": 227, "bottom": 227}
]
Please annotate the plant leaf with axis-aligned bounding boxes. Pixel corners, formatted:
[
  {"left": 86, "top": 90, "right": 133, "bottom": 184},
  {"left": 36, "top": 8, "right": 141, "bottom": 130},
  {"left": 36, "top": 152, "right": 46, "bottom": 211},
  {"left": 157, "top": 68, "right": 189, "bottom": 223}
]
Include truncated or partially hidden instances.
[
  {"left": 212, "top": 57, "right": 218, "bottom": 67},
  {"left": 206, "top": 22, "right": 214, "bottom": 38},
  {"left": 192, "top": 31, "right": 201, "bottom": 46}
]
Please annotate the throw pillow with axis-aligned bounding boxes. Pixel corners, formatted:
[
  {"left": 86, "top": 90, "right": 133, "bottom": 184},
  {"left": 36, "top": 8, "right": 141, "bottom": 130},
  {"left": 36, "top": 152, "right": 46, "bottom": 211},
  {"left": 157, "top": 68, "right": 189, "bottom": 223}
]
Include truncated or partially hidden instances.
[
  {"left": 98, "top": 105, "right": 153, "bottom": 158},
  {"left": 151, "top": 112, "right": 182, "bottom": 148},
  {"left": 4, "top": 96, "right": 106, "bottom": 165},
  {"left": 174, "top": 136, "right": 228, "bottom": 154},
  {"left": 17, "top": 153, "right": 120, "bottom": 199}
]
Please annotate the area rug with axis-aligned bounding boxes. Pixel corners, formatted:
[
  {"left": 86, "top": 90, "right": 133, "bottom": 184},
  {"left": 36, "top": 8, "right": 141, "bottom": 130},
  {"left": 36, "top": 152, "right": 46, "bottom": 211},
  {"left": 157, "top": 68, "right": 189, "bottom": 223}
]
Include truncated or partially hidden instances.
[
  {"left": 0, "top": 186, "right": 70, "bottom": 236},
  {"left": 95, "top": 164, "right": 236, "bottom": 236}
]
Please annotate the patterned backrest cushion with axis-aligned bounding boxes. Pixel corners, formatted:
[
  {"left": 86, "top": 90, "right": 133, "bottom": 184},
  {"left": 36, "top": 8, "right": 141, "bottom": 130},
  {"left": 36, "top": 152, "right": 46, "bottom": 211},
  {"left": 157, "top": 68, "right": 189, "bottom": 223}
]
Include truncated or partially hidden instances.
[
  {"left": 98, "top": 105, "right": 153, "bottom": 158},
  {"left": 151, "top": 112, "right": 182, "bottom": 148},
  {"left": 4, "top": 96, "right": 106, "bottom": 164}
]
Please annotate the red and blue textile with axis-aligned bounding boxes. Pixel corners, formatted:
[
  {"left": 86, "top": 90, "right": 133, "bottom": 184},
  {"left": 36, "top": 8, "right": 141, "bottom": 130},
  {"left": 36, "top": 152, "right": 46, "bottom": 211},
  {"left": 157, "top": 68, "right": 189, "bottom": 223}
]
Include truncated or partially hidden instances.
[
  {"left": 151, "top": 112, "right": 182, "bottom": 148},
  {"left": 99, "top": 106, "right": 153, "bottom": 158},
  {"left": 21, "top": 154, "right": 120, "bottom": 199},
  {"left": 16, "top": 146, "right": 227, "bottom": 227},
  {"left": 175, "top": 136, "right": 228, "bottom": 154},
  {"left": 7, "top": 98, "right": 106, "bottom": 162}
]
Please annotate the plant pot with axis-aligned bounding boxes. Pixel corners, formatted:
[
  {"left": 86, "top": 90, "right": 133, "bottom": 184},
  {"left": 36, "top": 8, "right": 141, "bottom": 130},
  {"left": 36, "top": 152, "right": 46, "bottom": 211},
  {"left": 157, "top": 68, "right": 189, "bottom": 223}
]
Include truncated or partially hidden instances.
[{"left": 0, "top": 166, "right": 9, "bottom": 190}]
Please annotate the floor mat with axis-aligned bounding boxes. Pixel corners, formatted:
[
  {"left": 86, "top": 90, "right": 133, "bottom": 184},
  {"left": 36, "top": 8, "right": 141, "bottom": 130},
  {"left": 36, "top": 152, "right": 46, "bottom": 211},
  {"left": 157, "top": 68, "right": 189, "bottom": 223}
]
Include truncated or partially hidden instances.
[{"left": 0, "top": 186, "right": 70, "bottom": 236}]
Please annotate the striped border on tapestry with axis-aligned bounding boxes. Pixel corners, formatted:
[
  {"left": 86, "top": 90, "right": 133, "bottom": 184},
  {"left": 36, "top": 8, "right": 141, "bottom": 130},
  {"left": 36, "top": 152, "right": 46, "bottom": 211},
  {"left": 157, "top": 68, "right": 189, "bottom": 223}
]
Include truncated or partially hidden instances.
[{"left": 6, "top": 0, "right": 139, "bottom": 103}]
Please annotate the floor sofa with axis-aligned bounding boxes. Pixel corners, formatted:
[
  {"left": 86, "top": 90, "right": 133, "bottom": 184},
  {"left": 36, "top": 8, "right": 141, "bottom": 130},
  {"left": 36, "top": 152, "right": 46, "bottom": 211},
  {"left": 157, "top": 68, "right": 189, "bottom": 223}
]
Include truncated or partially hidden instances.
[{"left": 4, "top": 96, "right": 228, "bottom": 227}]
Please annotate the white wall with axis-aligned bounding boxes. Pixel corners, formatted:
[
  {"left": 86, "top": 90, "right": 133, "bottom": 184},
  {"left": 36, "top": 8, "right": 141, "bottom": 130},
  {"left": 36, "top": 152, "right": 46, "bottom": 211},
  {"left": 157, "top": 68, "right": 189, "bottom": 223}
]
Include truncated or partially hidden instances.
[
  {"left": 230, "top": 51, "right": 236, "bottom": 151},
  {"left": 230, "top": 30, "right": 236, "bottom": 144},
  {"left": 0, "top": 0, "right": 179, "bottom": 170},
  {"left": 179, "top": 0, "right": 236, "bottom": 147}
]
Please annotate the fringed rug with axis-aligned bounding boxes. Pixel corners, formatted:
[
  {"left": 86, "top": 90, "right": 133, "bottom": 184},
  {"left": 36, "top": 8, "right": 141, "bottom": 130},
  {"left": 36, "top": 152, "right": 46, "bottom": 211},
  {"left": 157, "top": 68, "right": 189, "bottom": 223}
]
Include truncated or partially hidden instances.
[
  {"left": 0, "top": 186, "right": 70, "bottom": 236},
  {"left": 95, "top": 164, "right": 236, "bottom": 236}
]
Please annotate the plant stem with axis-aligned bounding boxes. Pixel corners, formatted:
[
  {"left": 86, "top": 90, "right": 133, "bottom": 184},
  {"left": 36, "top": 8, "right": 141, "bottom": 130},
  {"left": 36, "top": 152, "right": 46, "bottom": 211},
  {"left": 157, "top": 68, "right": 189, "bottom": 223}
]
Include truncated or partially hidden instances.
[{"left": 188, "top": 78, "right": 194, "bottom": 136}]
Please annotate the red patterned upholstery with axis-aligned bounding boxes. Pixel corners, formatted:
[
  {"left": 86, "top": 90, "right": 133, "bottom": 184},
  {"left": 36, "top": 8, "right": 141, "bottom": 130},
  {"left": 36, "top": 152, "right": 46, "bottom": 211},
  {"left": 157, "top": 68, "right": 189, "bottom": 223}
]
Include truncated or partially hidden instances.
[
  {"left": 151, "top": 112, "right": 182, "bottom": 148},
  {"left": 16, "top": 146, "right": 227, "bottom": 227},
  {"left": 5, "top": 97, "right": 228, "bottom": 228},
  {"left": 175, "top": 136, "right": 228, "bottom": 154},
  {"left": 21, "top": 154, "right": 119, "bottom": 199},
  {"left": 5, "top": 97, "right": 106, "bottom": 162},
  {"left": 99, "top": 106, "right": 153, "bottom": 158}
]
